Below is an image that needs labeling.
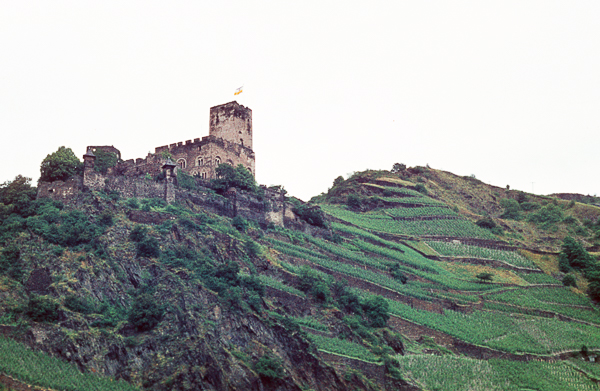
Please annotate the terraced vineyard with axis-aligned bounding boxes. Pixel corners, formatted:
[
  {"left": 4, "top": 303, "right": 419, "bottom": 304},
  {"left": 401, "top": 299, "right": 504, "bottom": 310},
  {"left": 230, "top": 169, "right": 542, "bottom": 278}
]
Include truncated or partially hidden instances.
[
  {"left": 0, "top": 336, "right": 138, "bottom": 391},
  {"left": 322, "top": 204, "right": 497, "bottom": 239},
  {"left": 303, "top": 171, "right": 600, "bottom": 389},
  {"left": 426, "top": 241, "right": 536, "bottom": 268}
]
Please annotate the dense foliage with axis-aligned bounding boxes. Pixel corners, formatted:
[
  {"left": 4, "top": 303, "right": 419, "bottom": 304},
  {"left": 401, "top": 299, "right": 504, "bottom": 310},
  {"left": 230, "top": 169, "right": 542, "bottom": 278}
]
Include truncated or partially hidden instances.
[
  {"left": 40, "top": 146, "right": 82, "bottom": 182},
  {"left": 93, "top": 149, "right": 119, "bottom": 174},
  {"left": 211, "top": 163, "right": 257, "bottom": 193}
]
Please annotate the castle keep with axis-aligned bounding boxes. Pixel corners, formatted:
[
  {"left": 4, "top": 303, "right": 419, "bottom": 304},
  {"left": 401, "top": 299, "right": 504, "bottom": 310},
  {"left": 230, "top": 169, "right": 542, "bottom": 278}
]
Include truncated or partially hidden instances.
[{"left": 156, "top": 101, "right": 255, "bottom": 180}]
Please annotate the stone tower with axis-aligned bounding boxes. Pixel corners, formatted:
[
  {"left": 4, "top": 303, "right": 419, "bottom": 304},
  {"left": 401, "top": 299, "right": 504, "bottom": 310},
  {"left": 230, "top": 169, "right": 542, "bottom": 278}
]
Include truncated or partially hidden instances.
[{"left": 209, "top": 101, "right": 253, "bottom": 149}]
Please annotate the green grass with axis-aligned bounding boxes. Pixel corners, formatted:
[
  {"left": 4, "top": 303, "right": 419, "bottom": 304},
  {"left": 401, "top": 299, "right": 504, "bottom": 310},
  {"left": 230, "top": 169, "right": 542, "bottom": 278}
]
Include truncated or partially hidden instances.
[
  {"left": 322, "top": 205, "right": 496, "bottom": 239},
  {"left": 293, "top": 316, "right": 329, "bottom": 331},
  {"left": 258, "top": 274, "right": 306, "bottom": 297},
  {"left": 385, "top": 206, "right": 459, "bottom": 218},
  {"left": 426, "top": 241, "right": 536, "bottom": 268},
  {"left": 0, "top": 335, "right": 139, "bottom": 391},
  {"left": 307, "top": 334, "right": 380, "bottom": 363},
  {"left": 396, "top": 354, "right": 600, "bottom": 391},
  {"left": 382, "top": 297, "right": 600, "bottom": 355},
  {"left": 485, "top": 287, "right": 600, "bottom": 324},
  {"left": 516, "top": 271, "right": 559, "bottom": 284}
]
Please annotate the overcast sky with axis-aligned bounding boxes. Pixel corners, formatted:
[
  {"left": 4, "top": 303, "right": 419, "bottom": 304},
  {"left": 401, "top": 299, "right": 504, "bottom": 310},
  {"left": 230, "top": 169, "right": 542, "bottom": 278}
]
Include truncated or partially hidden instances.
[{"left": 1, "top": 1, "right": 598, "bottom": 201}]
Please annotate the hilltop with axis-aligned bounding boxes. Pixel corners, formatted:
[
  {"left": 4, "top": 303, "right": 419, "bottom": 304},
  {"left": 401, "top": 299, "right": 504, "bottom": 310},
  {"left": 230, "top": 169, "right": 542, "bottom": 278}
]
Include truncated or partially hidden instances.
[{"left": 1, "top": 158, "right": 600, "bottom": 390}]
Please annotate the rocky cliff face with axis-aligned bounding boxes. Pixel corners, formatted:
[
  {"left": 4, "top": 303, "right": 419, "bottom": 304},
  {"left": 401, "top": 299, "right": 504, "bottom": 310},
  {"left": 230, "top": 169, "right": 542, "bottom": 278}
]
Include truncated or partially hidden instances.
[{"left": 0, "top": 189, "right": 396, "bottom": 391}]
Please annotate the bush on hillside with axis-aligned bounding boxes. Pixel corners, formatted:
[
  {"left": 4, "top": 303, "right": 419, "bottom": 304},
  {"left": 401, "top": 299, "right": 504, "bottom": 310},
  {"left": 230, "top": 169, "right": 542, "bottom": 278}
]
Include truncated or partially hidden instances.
[
  {"left": 527, "top": 204, "right": 564, "bottom": 229},
  {"left": 361, "top": 295, "right": 389, "bottom": 328},
  {"left": 562, "top": 274, "right": 577, "bottom": 288},
  {"left": 559, "top": 237, "right": 595, "bottom": 271},
  {"left": 291, "top": 200, "right": 326, "bottom": 228},
  {"left": 414, "top": 183, "right": 428, "bottom": 195},
  {"left": 476, "top": 217, "right": 497, "bottom": 229},
  {"left": 232, "top": 215, "right": 249, "bottom": 232},
  {"left": 476, "top": 272, "right": 494, "bottom": 282},
  {"left": 346, "top": 194, "right": 363, "bottom": 210},
  {"left": 177, "top": 171, "right": 197, "bottom": 190},
  {"left": 500, "top": 199, "right": 522, "bottom": 220},
  {"left": 26, "top": 294, "right": 60, "bottom": 323},
  {"left": 254, "top": 354, "right": 284, "bottom": 380},
  {"left": 391, "top": 163, "right": 406, "bottom": 173},
  {"left": 128, "top": 294, "right": 164, "bottom": 332}
]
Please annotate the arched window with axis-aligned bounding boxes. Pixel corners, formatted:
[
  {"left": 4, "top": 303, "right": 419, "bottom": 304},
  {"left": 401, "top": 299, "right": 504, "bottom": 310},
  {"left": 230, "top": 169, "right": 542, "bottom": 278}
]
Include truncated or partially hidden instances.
[
  {"left": 200, "top": 172, "right": 207, "bottom": 179},
  {"left": 176, "top": 158, "right": 186, "bottom": 169},
  {"left": 226, "top": 159, "right": 234, "bottom": 166},
  {"left": 196, "top": 157, "right": 203, "bottom": 166},
  {"left": 215, "top": 156, "right": 221, "bottom": 166}
]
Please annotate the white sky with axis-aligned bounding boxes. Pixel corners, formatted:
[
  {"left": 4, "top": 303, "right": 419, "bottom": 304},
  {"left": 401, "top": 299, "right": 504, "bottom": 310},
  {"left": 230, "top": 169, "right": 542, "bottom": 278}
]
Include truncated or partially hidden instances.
[{"left": 1, "top": 1, "right": 598, "bottom": 201}]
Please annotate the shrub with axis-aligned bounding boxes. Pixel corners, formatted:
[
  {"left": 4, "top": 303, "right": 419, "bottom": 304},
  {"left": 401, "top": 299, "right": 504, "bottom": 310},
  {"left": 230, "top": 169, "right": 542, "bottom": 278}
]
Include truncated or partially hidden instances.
[
  {"left": 136, "top": 238, "right": 160, "bottom": 258},
  {"left": 391, "top": 163, "right": 406, "bottom": 173},
  {"left": 254, "top": 354, "right": 284, "bottom": 380},
  {"left": 389, "top": 263, "right": 407, "bottom": 284},
  {"left": 414, "top": 183, "right": 428, "bottom": 195},
  {"left": 562, "top": 274, "right": 577, "bottom": 288},
  {"left": 527, "top": 204, "right": 564, "bottom": 229},
  {"left": 500, "top": 199, "right": 522, "bottom": 220},
  {"left": 0, "top": 244, "right": 23, "bottom": 281},
  {"left": 232, "top": 215, "right": 249, "bottom": 232},
  {"left": 476, "top": 217, "right": 497, "bottom": 229},
  {"left": 126, "top": 198, "right": 140, "bottom": 209},
  {"left": 97, "top": 210, "right": 114, "bottom": 227},
  {"left": 64, "top": 295, "right": 96, "bottom": 314},
  {"left": 520, "top": 202, "right": 540, "bottom": 212},
  {"left": 128, "top": 294, "right": 163, "bottom": 332},
  {"left": 129, "top": 225, "right": 148, "bottom": 242},
  {"left": 292, "top": 201, "right": 326, "bottom": 228},
  {"left": 476, "top": 272, "right": 494, "bottom": 282},
  {"left": 559, "top": 236, "right": 594, "bottom": 270},
  {"left": 347, "top": 194, "right": 363, "bottom": 210},
  {"left": 26, "top": 295, "right": 59, "bottom": 323},
  {"left": 361, "top": 295, "right": 389, "bottom": 327},
  {"left": 177, "top": 171, "right": 197, "bottom": 190}
]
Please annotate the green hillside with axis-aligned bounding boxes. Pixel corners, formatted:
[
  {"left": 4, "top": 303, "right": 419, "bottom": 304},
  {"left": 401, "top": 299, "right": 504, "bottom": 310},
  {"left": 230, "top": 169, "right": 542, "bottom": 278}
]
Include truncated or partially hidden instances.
[{"left": 1, "top": 163, "right": 600, "bottom": 390}]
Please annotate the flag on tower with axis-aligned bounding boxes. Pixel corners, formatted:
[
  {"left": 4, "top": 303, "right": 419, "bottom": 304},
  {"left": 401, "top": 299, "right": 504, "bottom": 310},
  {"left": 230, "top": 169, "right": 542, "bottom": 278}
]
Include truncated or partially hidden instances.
[{"left": 234, "top": 86, "right": 243, "bottom": 96}]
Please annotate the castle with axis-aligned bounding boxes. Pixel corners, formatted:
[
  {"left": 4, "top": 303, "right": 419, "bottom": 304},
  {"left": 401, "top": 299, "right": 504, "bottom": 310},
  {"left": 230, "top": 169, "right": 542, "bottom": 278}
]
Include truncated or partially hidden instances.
[
  {"left": 38, "top": 102, "right": 296, "bottom": 228},
  {"left": 86, "top": 101, "right": 255, "bottom": 180}
]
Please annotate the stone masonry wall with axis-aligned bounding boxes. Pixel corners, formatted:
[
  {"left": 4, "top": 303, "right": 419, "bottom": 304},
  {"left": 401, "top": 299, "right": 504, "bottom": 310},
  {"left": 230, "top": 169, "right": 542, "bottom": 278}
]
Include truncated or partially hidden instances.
[{"left": 209, "top": 101, "right": 253, "bottom": 149}]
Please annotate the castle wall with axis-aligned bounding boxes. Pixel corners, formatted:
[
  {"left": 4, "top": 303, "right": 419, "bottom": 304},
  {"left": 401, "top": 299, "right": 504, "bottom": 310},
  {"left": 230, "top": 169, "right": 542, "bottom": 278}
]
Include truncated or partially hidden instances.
[
  {"left": 154, "top": 135, "right": 255, "bottom": 180},
  {"left": 36, "top": 177, "right": 82, "bottom": 205}
]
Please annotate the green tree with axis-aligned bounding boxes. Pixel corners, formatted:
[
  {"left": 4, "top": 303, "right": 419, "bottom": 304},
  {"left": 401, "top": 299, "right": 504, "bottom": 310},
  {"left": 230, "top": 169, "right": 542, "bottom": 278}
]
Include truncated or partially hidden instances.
[
  {"left": 0, "top": 175, "right": 37, "bottom": 218},
  {"left": 391, "top": 163, "right": 406, "bottom": 173},
  {"left": 559, "top": 236, "right": 594, "bottom": 271},
  {"left": 40, "top": 146, "right": 82, "bottom": 182},
  {"left": 211, "top": 164, "right": 257, "bottom": 193}
]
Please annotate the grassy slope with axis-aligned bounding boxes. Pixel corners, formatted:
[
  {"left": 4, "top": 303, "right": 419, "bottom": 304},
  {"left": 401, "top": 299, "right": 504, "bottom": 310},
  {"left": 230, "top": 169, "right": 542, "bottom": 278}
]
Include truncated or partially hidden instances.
[{"left": 306, "top": 168, "right": 600, "bottom": 389}]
